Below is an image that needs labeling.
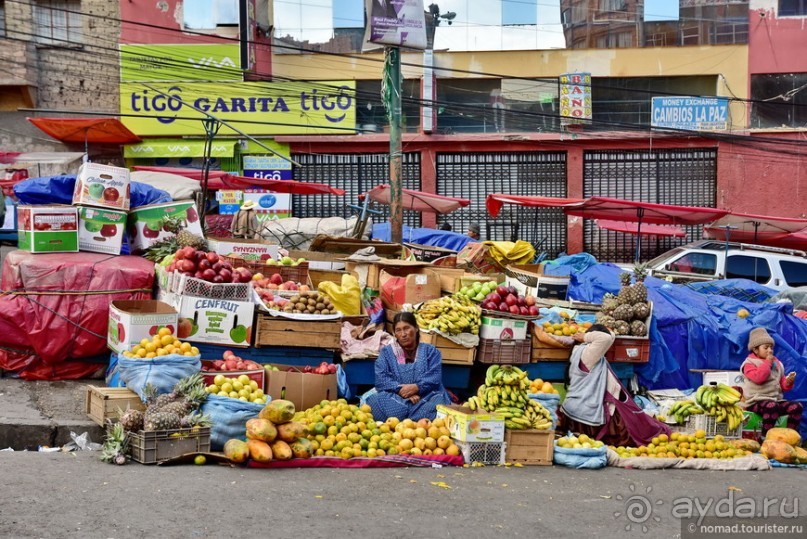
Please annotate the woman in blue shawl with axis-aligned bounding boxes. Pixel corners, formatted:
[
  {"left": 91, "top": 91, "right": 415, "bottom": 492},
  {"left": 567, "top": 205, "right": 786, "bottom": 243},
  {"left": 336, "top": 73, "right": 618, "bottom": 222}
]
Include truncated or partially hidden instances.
[{"left": 366, "top": 312, "right": 451, "bottom": 421}]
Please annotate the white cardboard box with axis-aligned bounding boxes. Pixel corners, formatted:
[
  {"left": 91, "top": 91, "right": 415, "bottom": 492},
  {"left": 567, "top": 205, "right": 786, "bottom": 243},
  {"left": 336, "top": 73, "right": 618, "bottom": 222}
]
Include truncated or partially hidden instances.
[
  {"left": 108, "top": 300, "right": 178, "bottom": 354},
  {"left": 207, "top": 237, "right": 279, "bottom": 261},
  {"left": 77, "top": 206, "right": 127, "bottom": 255},
  {"left": 73, "top": 162, "right": 131, "bottom": 211},
  {"left": 436, "top": 404, "right": 505, "bottom": 443},
  {"left": 701, "top": 370, "right": 745, "bottom": 387},
  {"left": 159, "top": 291, "right": 255, "bottom": 348},
  {"left": 479, "top": 316, "right": 529, "bottom": 341}
]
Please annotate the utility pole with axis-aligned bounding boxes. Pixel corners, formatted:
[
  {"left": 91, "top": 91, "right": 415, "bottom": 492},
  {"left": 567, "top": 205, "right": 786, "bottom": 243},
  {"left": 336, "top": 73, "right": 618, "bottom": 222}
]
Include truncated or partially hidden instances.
[{"left": 386, "top": 46, "right": 403, "bottom": 244}]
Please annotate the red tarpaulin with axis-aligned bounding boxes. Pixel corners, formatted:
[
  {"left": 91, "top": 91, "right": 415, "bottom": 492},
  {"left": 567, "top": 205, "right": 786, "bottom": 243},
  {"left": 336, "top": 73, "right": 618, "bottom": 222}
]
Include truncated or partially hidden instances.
[
  {"left": 597, "top": 219, "right": 686, "bottom": 237},
  {"left": 28, "top": 117, "right": 142, "bottom": 144},
  {"left": 132, "top": 166, "right": 346, "bottom": 195},
  {"left": 486, "top": 194, "right": 584, "bottom": 218},
  {"left": 363, "top": 184, "right": 471, "bottom": 214}
]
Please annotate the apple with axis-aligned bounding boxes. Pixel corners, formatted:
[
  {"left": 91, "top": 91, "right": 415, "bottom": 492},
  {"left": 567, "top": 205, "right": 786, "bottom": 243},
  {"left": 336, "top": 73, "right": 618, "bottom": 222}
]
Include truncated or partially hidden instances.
[
  {"left": 284, "top": 281, "right": 298, "bottom": 291},
  {"left": 223, "top": 350, "right": 236, "bottom": 360},
  {"left": 212, "top": 360, "right": 225, "bottom": 370},
  {"left": 224, "top": 359, "right": 238, "bottom": 370},
  {"left": 504, "top": 294, "right": 517, "bottom": 307},
  {"left": 486, "top": 292, "right": 501, "bottom": 304},
  {"left": 517, "top": 296, "right": 527, "bottom": 307},
  {"left": 252, "top": 272, "right": 264, "bottom": 281},
  {"left": 142, "top": 224, "right": 160, "bottom": 238},
  {"left": 198, "top": 259, "right": 212, "bottom": 271},
  {"left": 496, "top": 285, "right": 509, "bottom": 297},
  {"left": 525, "top": 295, "right": 536, "bottom": 307},
  {"left": 482, "top": 301, "right": 497, "bottom": 311},
  {"left": 206, "top": 252, "right": 220, "bottom": 264},
  {"left": 103, "top": 187, "right": 120, "bottom": 202},
  {"left": 179, "top": 259, "right": 196, "bottom": 273},
  {"left": 181, "top": 246, "right": 196, "bottom": 259},
  {"left": 519, "top": 306, "right": 529, "bottom": 316},
  {"left": 269, "top": 273, "right": 284, "bottom": 286},
  {"left": 498, "top": 302, "right": 509, "bottom": 312},
  {"left": 186, "top": 207, "right": 199, "bottom": 223},
  {"left": 528, "top": 305, "right": 540, "bottom": 316},
  {"left": 509, "top": 305, "right": 520, "bottom": 315}
]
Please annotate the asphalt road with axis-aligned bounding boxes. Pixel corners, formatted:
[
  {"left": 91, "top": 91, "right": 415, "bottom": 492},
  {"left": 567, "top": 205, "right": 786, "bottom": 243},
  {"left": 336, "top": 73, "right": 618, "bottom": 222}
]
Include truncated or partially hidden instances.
[{"left": 1, "top": 452, "right": 805, "bottom": 539}]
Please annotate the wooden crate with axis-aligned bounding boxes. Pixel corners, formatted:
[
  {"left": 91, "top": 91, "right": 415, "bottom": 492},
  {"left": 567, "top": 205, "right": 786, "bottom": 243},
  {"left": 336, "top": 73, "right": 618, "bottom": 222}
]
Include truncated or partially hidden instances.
[
  {"left": 254, "top": 314, "right": 341, "bottom": 349},
  {"left": 530, "top": 334, "right": 572, "bottom": 362},
  {"left": 477, "top": 338, "right": 531, "bottom": 364},
  {"left": 419, "top": 331, "right": 476, "bottom": 365},
  {"left": 85, "top": 385, "right": 144, "bottom": 426},
  {"left": 504, "top": 429, "right": 554, "bottom": 465}
]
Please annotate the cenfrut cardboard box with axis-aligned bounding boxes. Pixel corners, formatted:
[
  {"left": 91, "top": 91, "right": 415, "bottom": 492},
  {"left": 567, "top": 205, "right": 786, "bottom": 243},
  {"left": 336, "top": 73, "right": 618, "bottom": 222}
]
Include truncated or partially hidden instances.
[
  {"left": 265, "top": 364, "right": 338, "bottom": 411},
  {"left": 77, "top": 206, "right": 127, "bottom": 255},
  {"left": 436, "top": 404, "right": 505, "bottom": 443},
  {"left": 479, "top": 316, "right": 529, "bottom": 340},
  {"left": 108, "top": 300, "right": 178, "bottom": 355},
  {"left": 17, "top": 205, "right": 79, "bottom": 253},
  {"left": 379, "top": 266, "right": 441, "bottom": 310},
  {"left": 158, "top": 290, "right": 255, "bottom": 348},
  {"left": 72, "top": 162, "right": 131, "bottom": 211}
]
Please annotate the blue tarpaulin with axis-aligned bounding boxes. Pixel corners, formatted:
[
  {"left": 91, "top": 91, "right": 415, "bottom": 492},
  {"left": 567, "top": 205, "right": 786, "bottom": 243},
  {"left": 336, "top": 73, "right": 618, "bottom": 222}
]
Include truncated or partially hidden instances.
[
  {"left": 566, "top": 263, "right": 807, "bottom": 401},
  {"left": 371, "top": 222, "right": 477, "bottom": 252},
  {"left": 14, "top": 175, "right": 172, "bottom": 208}
]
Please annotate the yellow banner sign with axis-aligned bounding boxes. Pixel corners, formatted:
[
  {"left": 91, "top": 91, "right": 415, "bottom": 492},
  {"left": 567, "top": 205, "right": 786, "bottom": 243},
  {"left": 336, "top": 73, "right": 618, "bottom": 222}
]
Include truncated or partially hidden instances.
[{"left": 120, "top": 81, "right": 356, "bottom": 136}]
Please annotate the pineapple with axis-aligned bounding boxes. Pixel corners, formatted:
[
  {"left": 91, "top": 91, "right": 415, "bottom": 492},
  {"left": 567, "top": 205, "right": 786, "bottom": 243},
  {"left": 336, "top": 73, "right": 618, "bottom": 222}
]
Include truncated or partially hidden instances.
[
  {"left": 143, "top": 216, "right": 206, "bottom": 262},
  {"left": 630, "top": 263, "right": 649, "bottom": 303},
  {"left": 630, "top": 320, "right": 648, "bottom": 337},
  {"left": 632, "top": 302, "right": 650, "bottom": 321},
  {"left": 601, "top": 293, "right": 619, "bottom": 315},
  {"left": 613, "top": 320, "right": 630, "bottom": 336},
  {"left": 118, "top": 408, "right": 144, "bottom": 433},
  {"left": 181, "top": 411, "right": 213, "bottom": 430},
  {"left": 176, "top": 229, "right": 207, "bottom": 251},
  {"left": 101, "top": 422, "right": 129, "bottom": 465},
  {"left": 616, "top": 272, "right": 634, "bottom": 305},
  {"left": 596, "top": 313, "right": 616, "bottom": 329},
  {"left": 613, "top": 303, "right": 634, "bottom": 321},
  {"left": 144, "top": 411, "right": 182, "bottom": 431}
]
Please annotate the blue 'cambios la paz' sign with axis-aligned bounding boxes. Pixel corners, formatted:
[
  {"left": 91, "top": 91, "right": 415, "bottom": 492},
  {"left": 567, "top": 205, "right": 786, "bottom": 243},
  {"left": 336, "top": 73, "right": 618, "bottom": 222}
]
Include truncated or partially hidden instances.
[{"left": 651, "top": 96, "right": 729, "bottom": 131}]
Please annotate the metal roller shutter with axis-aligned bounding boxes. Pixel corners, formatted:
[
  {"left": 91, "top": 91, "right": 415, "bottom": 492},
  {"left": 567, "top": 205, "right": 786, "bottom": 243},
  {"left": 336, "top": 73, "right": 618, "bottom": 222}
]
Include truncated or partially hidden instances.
[
  {"left": 435, "top": 152, "right": 568, "bottom": 257},
  {"left": 583, "top": 148, "right": 718, "bottom": 263}
]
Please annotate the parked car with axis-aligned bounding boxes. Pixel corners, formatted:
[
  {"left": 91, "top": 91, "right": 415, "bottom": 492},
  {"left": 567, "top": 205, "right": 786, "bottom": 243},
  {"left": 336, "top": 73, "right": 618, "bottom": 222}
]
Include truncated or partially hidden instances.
[{"left": 636, "top": 241, "right": 807, "bottom": 291}]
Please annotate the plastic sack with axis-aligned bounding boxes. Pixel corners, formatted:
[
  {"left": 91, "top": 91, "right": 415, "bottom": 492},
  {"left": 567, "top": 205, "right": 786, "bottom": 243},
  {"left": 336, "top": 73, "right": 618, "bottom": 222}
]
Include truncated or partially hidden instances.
[
  {"left": 318, "top": 274, "right": 362, "bottom": 315},
  {"left": 201, "top": 394, "right": 266, "bottom": 451},
  {"left": 363, "top": 295, "right": 385, "bottom": 326},
  {"left": 117, "top": 353, "right": 201, "bottom": 400},
  {"left": 359, "top": 387, "right": 377, "bottom": 408},
  {"left": 336, "top": 364, "right": 352, "bottom": 401},
  {"left": 528, "top": 393, "right": 561, "bottom": 429},
  {"left": 484, "top": 240, "right": 535, "bottom": 266},
  {"left": 105, "top": 353, "right": 124, "bottom": 388},
  {"left": 553, "top": 437, "right": 608, "bottom": 469}
]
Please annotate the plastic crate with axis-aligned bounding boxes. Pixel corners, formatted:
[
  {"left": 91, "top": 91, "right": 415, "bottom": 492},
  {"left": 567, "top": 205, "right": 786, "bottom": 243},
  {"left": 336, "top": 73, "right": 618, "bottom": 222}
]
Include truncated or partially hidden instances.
[
  {"left": 200, "top": 361, "right": 266, "bottom": 391},
  {"left": 129, "top": 427, "right": 211, "bottom": 464},
  {"left": 690, "top": 414, "right": 742, "bottom": 439},
  {"left": 455, "top": 440, "right": 506, "bottom": 465},
  {"left": 477, "top": 338, "right": 531, "bottom": 364}
]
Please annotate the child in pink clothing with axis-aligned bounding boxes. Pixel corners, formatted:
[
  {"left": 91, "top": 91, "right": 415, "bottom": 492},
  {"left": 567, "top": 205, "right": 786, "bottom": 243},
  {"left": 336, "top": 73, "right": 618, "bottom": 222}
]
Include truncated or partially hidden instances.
[{"left": 741, "top": 327, "right": 801, "bottom": 435}]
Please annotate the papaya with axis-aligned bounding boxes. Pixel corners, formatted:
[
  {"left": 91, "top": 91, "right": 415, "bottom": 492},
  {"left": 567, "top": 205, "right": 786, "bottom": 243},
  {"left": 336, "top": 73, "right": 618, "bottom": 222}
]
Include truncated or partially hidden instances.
[
  {"left": 270, "top": 440, "right": 293, "bottom": 460},
  {"left": 246, "top": 439, "right": 273, "bottom": 463},
  {"left": 764, "top": 427, "right": 801, "bottom": 447},
  {"left": 730, "top": 438, "right": 761, "bottom": 453},
  {"left": 277, "top": 421, "right": 308, "bottom": 443},
  {"left": 223, "top": 439, "right": 250, "bottom": 463},
  {"left": 761, "top": 439, "right": 797, "bottom": 464},
  {"left": 290, "top": 437, "right": 313, "bottom": 459},
  {"left": 260, "top": 399, "right": 296, "bottom": 424},
  {"left": 245, "top": 418, "right": 278, "bottom": 442},
  {"left": 794, "top": 446, "right": 807, "bottom": 464}
]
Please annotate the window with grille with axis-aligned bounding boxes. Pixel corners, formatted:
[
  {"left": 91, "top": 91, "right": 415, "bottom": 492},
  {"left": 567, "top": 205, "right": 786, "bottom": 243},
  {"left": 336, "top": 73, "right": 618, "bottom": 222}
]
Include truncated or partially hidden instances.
[
  {"left": 583, "top": 149, "right": 717, "bottom": 263},
  {"left": 751, "top": 73, "right": 807, "bottom": 128},
  {"left": 290, "top": 153, "right": 422, "bottom": 228},
  {"left": 780, "top": 0, "right": 807, "bottom": 16},
  {"left": 33, "top": 0, "right": 82, "bottom": 45},
  {"left": 435, "top": 152, "right": 567, "bottom": 257}
]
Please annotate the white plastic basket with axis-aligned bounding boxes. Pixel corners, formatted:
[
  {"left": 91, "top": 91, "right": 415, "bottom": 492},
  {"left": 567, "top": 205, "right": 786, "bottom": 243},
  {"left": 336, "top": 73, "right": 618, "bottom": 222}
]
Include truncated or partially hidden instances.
[
  {"left": 690, "top": 414, "right": 742, "bottom": 439},
  {"left": 455, "top": 440, "right": 506, "bottom": 465}
]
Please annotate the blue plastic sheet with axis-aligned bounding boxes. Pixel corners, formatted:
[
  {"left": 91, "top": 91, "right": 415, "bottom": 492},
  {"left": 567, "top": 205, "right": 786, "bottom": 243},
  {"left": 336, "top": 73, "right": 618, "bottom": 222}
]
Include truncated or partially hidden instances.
[
  {"left": 566, "top": 263, "right": 807, "bottom": 401},
  {"left": 371, "top": 222, "right": 476, "bottom": 252},
  {"left": 543, "top": 253, "right": 599, "bottom": 276},
  {"left": 14, "top": 175, "right": 172, "bottom": 208}
]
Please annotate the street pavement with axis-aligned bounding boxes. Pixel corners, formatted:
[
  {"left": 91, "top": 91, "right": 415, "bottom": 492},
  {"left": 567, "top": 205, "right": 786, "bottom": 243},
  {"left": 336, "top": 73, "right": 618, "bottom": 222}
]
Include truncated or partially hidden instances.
[{"left": 1, "top": 378, "right": 806, "bottom": 539}]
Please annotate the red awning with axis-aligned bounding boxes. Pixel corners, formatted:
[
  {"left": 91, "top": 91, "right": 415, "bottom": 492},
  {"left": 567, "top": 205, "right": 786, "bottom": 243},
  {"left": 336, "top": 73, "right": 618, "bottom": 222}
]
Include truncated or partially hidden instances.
[
  {"left": 363, "top": 184, "right": 471, "bottom": 214},
  {"left": 565, "top": 197, "right": 729, "bottom": 226},
  {"left": 28, "top": 118, "right": 142, "bottom": 144},
  {"left": 702, "top": 212, "right": 807, "bottom": 250},
  {"left": 597, "top": 219, "right": 686, "bottom": 237},
  {"left": 486, "top": 194, "right": 584, "bottom": 218},
  {"left": 132, "top": 166, "right": 346, "bottom": 195}
]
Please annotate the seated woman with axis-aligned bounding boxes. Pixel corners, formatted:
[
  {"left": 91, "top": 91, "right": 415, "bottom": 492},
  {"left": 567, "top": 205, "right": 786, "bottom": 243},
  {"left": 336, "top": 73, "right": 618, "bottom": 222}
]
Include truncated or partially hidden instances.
[
  {"left": 559, "top": 324, "right": 670, "bottom": 447},
  {"left": 366, "top": 312, "right": 451, "bottom": 421},
  {"left": 741, "top": 327, "right": 801, "bottom": 436}
]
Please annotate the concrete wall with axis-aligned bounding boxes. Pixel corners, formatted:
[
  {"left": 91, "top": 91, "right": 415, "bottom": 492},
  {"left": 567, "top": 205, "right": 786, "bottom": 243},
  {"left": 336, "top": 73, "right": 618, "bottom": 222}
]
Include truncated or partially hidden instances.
[{"left": 748, "top": 2, "right": 807, "bottom": 74}]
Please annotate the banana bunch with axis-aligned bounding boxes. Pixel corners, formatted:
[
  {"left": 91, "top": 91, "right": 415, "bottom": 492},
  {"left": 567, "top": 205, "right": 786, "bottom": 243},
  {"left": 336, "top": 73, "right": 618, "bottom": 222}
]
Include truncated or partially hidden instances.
[
  {"left": 465, "top": 366, "right": 552, "bottom": 430},
  {"left": 694, "top": 384, "right": 744, "bottom": 431},
  {"left": 667, "top": 400, "right": 704, "bottom": 424},
  {"left": 695, "top": 383, "right": 742, "bottom": 408},
  {"left": 414, "top": 293, "right": 482, "bottom": 335}
]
